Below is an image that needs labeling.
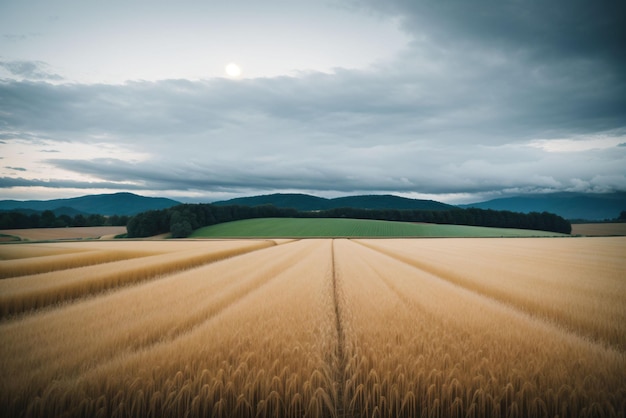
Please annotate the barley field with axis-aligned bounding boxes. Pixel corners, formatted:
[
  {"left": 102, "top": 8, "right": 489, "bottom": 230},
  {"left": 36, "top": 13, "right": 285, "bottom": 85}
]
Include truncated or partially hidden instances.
[{"left": 0, "top": 237, "right": 624, "bottom": 417}]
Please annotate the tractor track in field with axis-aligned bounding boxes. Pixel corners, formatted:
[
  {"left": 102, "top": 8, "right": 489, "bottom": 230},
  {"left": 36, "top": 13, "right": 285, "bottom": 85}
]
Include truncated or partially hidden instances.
[
  {"left": 331, "top": 240, "right": 347, "bottom": 418},
  {"left": 331, "top": 240, "right": 367, "bottom": 418}
]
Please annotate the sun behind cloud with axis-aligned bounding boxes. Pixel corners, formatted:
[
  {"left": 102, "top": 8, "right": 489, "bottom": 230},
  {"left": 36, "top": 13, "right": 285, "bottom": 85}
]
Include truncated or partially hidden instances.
[{"left": 225, "top": 62, "right": 242, "bottom": 78}]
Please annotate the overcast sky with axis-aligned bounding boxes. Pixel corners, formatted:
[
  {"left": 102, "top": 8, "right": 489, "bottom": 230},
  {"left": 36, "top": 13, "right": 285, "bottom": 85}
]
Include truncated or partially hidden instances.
[{"left": 1, "top": 0, "right": 625, "bottom": 204}]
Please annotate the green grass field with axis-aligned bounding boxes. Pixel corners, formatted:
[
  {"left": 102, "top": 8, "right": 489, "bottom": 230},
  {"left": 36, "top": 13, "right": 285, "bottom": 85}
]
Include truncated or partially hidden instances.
[{"left": 189, "top": 218, "right": 566, "bottom": 238}]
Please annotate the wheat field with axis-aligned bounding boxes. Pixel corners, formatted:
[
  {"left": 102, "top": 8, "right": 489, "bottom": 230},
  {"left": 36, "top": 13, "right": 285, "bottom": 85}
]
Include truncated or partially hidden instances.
[{"left": 0, "top": 237, "right": 624, "bottom": 417}]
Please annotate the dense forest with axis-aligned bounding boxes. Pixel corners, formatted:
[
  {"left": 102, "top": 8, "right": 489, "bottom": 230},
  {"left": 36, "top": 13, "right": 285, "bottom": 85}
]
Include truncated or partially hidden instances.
[
  {"left": 126, "top": 203, "right": 572, "bottom": 238},
  {"left": 0, "top": 204, "right": 572, "bottom": 237},
  {"left": 0, "top": 210, "right": 129, "bottom": 230}
]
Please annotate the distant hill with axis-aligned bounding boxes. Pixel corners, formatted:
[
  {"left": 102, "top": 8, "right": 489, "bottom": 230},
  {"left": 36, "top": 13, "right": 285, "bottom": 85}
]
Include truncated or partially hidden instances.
[
  {"left": 214, "top": 193, "right": 333, "bottom": 211},
  {"left": 191, "top": 218, "right": 565, "bottom": 238},
  {"left": 461, "top": 192, "right": 626, "bottom": 221},
  {"left": 213, "top": 193, "right": 457, "bottom": 211},
  {"left": 0, "top": 192, "right": 181, "bottom": 216},
  {"left": 50, "top": 206, "right": 90, "bottom": 217},
  {"left": 330, "top": 194, "right": 455, "bottom": 211},
  {"left": 8, "top": 191, "right": 619, "bottom": 221}
]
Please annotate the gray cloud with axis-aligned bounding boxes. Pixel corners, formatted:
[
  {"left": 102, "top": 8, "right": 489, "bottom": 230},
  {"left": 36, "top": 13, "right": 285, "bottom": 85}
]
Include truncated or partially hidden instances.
[
  {"left": 1, "top": 60, "right": 624, "bottom": 145},
  {"left": 355, "top": 0, "right": 626, "bottom": 135},
  {"left": 359, "top": 1, "right": 626, "bottom": 69},
  {"left": 1, "top": 60, "right": 625, "bottom": 201},
  {"left": 5, "top": 166, "right": 26, "bottom": 171},
  {"left": 0, "top": 60, "right": 64, "bottom": 81},
  {"left": 43, "top": 139, "right": 626, "bottom": 199},
  {"left": 0, "top": 176, "right": 144, "bottom": 190}
]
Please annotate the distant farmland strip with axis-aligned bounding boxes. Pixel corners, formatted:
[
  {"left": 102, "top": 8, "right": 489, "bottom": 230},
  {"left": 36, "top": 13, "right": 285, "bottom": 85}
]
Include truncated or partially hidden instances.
[
  {"left": 0, "top": 240, "right": 275, "bottom": 317},
  {"left": 571, "top": 222, "right": 626, "bottom": 236},
  {"left": 190, "top": 217, "right": 565, "bottom": 238}
]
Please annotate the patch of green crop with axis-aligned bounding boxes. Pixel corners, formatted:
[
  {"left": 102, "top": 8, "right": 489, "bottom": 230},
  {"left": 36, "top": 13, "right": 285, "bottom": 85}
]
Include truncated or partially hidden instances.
[{"left": 189, "top": 218, "right": 565, "bottom": 238}]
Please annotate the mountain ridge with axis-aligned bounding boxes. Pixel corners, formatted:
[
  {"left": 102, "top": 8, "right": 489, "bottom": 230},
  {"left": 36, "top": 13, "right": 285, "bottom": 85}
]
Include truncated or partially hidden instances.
[
  {"left": 0, "top": 192, "right": 181, "bottom": 216},
  {"left": 212, "top": 193, "right": 457, "bottom": 211},
  {"left": 460, "top": 192, "right": 626, "bottom": 221},
  {"left": 1, "top": 191, "right": 623, "bottom": 221}
]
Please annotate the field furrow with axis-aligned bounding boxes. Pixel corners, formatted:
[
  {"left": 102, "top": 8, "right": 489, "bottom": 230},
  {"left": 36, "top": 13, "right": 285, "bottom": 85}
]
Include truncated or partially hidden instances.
[
  {"left": 356, "top": 237, "right": 626, "bottom": 350},
  {"left": 0, "top": 240, "right": 275, "bottom": 317},
  {"left": 2, "top": 239, "right": 339, "bottom": 418},
  {"left": 330, "top": 240, "right": 348, "bottom": 418},
  {"left": 334, "top": 239, "right": 626, "bottom": 418}
]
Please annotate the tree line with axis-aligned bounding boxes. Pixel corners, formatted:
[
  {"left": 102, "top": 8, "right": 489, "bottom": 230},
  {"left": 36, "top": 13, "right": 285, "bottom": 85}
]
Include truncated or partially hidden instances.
[
  {"left": 0, "top": 210, "right": 129, "bottom": 230},
  {"left": 127, "top": 203, "right": 572, "bottom": 238}
]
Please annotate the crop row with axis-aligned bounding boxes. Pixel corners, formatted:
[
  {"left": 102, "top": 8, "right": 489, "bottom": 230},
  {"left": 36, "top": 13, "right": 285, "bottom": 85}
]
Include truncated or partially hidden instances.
[
  {"left": 0, "top": 240, "right": 275, "bottom": 317},
  {"left": 356, "top": 238, "right": 626, "bottom": 351},
  {"left": 0, "top": 248, "right": 152, "bottom": 279}
]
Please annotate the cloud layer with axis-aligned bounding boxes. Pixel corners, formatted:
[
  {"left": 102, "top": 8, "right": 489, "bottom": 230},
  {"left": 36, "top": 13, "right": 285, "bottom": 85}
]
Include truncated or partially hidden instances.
[
  {"left": 1, "top": 0, "right": 625, "bottom": 202},
  {"left": 0, "top": 60, "right": 63, "bottom": 81}
]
